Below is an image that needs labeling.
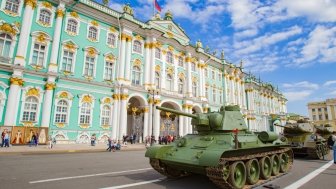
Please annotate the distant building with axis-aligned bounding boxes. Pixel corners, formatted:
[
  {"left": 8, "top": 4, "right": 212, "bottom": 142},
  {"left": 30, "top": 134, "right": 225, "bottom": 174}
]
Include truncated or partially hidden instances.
[{"left": 308, "top": 98, "right": 336, "bottom": 130}]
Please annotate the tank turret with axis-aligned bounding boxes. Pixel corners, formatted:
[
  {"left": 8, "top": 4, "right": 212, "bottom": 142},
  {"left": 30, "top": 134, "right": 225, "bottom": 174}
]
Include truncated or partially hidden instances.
[{"left": 156, "top": 105, "right": 247, "bottom": 132}]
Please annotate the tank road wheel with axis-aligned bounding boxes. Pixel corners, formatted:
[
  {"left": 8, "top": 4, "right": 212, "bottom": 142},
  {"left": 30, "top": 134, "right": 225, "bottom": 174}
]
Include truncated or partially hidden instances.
[
  {"left": 259, "top": 156, "right": 272, "bottom": 180},
  {"left": 279, "top": 153, "right": 290, "bottom": 173},
  {"left": 228, "top": 161, "right": 246, "bottom": 189},
  {"left": 165, "top": 165, "right": 183, "bottom": 178},
  {"left": 271, "top": 154, "right": 280, "bottom": 176},
  {"left": 245, "top": 159, "right": 260, "bottom": 185},
  {"left": 222, "top": 161, "right": 230, "bottom": 180}
]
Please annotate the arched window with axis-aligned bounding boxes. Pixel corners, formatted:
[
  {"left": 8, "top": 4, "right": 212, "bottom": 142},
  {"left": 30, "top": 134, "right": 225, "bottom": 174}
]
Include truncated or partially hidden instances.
[
  {"left": 5, "top": 0, "right": 20, "bottom": 13},
  {"left": 166, "top": 74, "right": 173, "bottom": 91},
  {"left": 79, "top": 102, "right": 91, "bottom": 124},
  {"left": 178, "top": 57, "right": 183, "bottom": 67},
  {"left": 22, "top": 96, "right": 38, "bottom": 122},
  {"left": 39, "top": 9, "right": 51, "bottom": 25},
  {"left": 191, "top": 62, "right": 196, "bottom": 71},
  {"left": 101, "top": 105, "right": 111, "bottom": 125},
  {"left": 155, "top": 48, "right": 161, "bottom": 59},
  {"left": 107, "top": 33, "right": 116, "bottom": 46},
  {"left": 31, "top": 43, "right": 46, "bottom": 66},
  {"left": 55, "top": 100, "right": 68, "bottom": 123},
  {"left": 166, "top": 52, "right": 173, "bottom": 64},
  {"left": 155, "top": 72, "right": 160, "bottom": 89},
  {"left": 178, "top": 78, "right": 184, "bottom": 94},
  {"left": 0, "top": 33, "right": 12, "bottom": 58},
  {"left": 133, "top": 40, "right": 142, "bottom": 53},
  {"left": 192, "top": 82, "right": 197, "bottom": 97},
  {"left": 67, "top": 19, "right": 78, "bottom": 33},
  {"left": 88, "top": 26, "right": 98, "bottom": 40},
  {"left": 132, "top": 66, "right": 141, "bottom": 86}
]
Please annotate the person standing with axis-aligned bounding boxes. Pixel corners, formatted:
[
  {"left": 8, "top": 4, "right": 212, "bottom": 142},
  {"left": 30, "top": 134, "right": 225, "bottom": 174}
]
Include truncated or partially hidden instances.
[
  {"left": 4, "top": 130, "right": 10, "bottom": 147},
  {"left": 106, "top": 137, "right": 112, "bottom": 152},
  {"left": 1, "top": 130, "right": 5, "bottom": 147},
  {"left": 331, "top": 131, "right": 336, "bottom": 164}
]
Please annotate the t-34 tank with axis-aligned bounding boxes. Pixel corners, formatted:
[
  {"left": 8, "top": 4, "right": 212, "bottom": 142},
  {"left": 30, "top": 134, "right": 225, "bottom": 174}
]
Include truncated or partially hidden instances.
[{"left": 145, "top": 105, "right": 293, "bottom": 189}]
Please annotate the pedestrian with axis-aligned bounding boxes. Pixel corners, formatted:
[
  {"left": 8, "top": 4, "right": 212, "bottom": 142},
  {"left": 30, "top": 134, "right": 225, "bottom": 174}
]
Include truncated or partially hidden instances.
[
  {"left": 123, "top": 135, "right": 128, "bottom": 146},
  {"left": 3, "top": 130, "right": 10, "bottom": 147},
  {"left": 130, "top": 135, "right": 133, "bottom": 144},
  {"left": 91, "top": 134, "right": 96, "bottom": 146},
  {"left": 106, "top": 137, "right": 112, "bottom": 152},
  {"left": 1, "top": 130, "right": 5, "bottom": 147},
  {"left": 331, "top": 131, "right": 336, "bottom": 164},
  {"left": 48, "top": 135, "right": 53, "bottom": 149},
  {"left": 133, "top": 133, "right": 136, "bottom": 144}
]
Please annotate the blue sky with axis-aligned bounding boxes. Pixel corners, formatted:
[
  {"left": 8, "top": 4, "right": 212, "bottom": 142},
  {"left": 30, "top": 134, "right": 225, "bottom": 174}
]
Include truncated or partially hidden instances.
[{"left": 101, "top": 0, "right": 336, "bottom": 116}]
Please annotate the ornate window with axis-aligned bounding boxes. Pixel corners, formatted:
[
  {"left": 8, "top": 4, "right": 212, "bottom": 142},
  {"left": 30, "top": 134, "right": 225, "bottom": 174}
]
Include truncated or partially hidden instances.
[
  {"left": 192, "top": 81, "right": 197, "bottom": 97},
  {"left": 38, "top": 9, "right": 51, "bottom": 25},
  {"left": 66, "top": 19, "right": 78, "bottom": 34},
  {"left": 22, "top": 96, "right": 38, "bottom": 122},
  {"left": 133, "top": 40, "right": 142, "bottom": 54},
  {"left": 132, "top": 66, "right": 141, "bottom": 86},
  {"left": 107, "top": 33, "right": 116, "bottom": 47},
  {"left": 0, "top": 33, "right": 12, "bottom": 58},
  {"left": 79, "top": 102, "right": 91, "bottom": 124},
  {"left": 155, "top": 72, "right": 160, "bottom": 89},
  {"left": 84, "top": 56, "right": 95, "bottom": 77},
  {"left": 178, "top": 78, "right": 184, "bottom": 94},
  {"left": 178, "top": 57, "right": 183, "bottom": 67},
  {"left": 101, "top": 105, "right": 111, "bottom": 126},
  {"left": 166, "top": 74, "right": 173, "bottom": 91},
  {"left": 4, "top": 0, "right": 20, "bottom": 13},
  {"left": 31, "top": 43, "right": 46, "bottom": 66},
  {"left": 61, "top": 50, "right": 74, "bottom": 72},
  {"left": 88, "top": 26, "right": 98, "bottom": 40},
  {"left": 104, "top": 60, "right": 114, "bottom": 81},
  {"left": 166, "top": 52, "right": 173, "bottom": 64},
  {"left": 191, "top": 62, "right": 196, "bottom": 71},
  {"left": 155, "top": 47, "right": 161, "bottom": 59},
  {"left": 55, "top": 100, "right": 68, "bottom": 123}
]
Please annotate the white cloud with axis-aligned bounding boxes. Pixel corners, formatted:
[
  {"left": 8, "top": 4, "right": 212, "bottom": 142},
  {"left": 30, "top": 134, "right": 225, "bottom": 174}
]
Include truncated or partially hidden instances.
[
  {"left": 282, "top": 81, "right": 319, "bottom": 90},
  {"left": 109, "top": 3, "right": 123, "bottom": 12},
  {"left": 329, "top": 90, "right": 336, "bottom": 96},
  {"left": 227, "top": 0, "right": 260, "bottom": 29},
  {"left": 324, "top": 80, "right": 336, "bottom": 87},
  {"left": 283, "top": 91, "right": 313, "bottom": 101}
]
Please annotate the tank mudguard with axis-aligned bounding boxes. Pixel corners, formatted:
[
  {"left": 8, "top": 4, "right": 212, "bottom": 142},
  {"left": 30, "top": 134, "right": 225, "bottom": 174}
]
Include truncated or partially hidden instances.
[
  {"left": 145, "top": 145, "right": 173, "bottom": 158},
  {"left": 199, "top": 150, "right": 223, "bottom": 167}
]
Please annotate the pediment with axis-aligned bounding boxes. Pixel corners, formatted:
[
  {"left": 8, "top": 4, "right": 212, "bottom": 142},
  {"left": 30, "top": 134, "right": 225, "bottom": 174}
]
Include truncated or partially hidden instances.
[{"left": 149, "top": 20, "right": 190, "bottom": 45}]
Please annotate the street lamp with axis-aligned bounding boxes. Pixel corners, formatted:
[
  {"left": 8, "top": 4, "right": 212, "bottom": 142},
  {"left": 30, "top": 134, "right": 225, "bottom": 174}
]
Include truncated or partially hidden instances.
[{"left": 148, "top": 89, "right": 158, "bottom": 146}]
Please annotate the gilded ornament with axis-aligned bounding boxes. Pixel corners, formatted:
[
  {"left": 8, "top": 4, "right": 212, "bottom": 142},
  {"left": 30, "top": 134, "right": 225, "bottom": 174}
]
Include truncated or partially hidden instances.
[
  {"left": 42, "top": 2, "right": 52, "bottom": 9},
  {"left": 147, "top": 98, "right": 154, "bottom": 104},
  {"left": 24, "top": 0, "right": 37, "bottom": 9},
  {"left": 135, "top": 35, "right": 143, "bottom": 40},
  {"left": 109, "top": 27, "right": 116, "bottom": 33},
  {"left": 70, "top": 12, "right": 79, "bottom": 18},
  {"left": 91, "top": 20, "right": 99, "bottom": 26},
  {"left": 112, "top": 94, "right": 120, "bottom": 100},
  {"left": 59, "top": 92, "right": 68, "bottom": 98},
  {"left": 166, "top": 66, "right": 174, "bottom": 75},
  {"left": 154, "top": 42, "right": 162, "bottom": 48},
  {"left": 178, "top": 72, "right": 185, "bottom": 79},
  {"left": 45, "top": 82, "right": 56, "bottom": 90},
  {"left": 22, "top": 121, "right": 35, "bottom": 127},
  {"left": 179, "top": 52, "right": 185, "bottom": 56},
  {"left": 121, "top": 33, "right": 132, "bottom": 41},
  {"left": 36, "top": 33, "right": 47, "bottom": 43},
  {"left": 56, "top": 9, "right": 64, "bottom": 18},
  {"left": 168, "top": 46, "right": 174, "bottom": 52},
  {"left": 154, "top": 99, "right": 161, "bottom": 105},
  {"left": 143, "top": 107, "right": 149, "bottom": 113},
  {"left": 86, "top": 47, "right": 97, "bottom": 57},
  {"left": 155, "top": 65, "right": 161, "bottom": 72},
  {"left": 182, "top": 104, "right": 188, "bottom": 109},
  {"left": 0, "top": 23, "right": 17, "bottom": 36},
  {"left": 26, "top": 88, "right": 40, "bottom": 97},
  {"left": 106, "top": 54, "right": 115, "bottom": 61},
  {"left": 162, "top": 50, "right": 167, "bottom": 55},
  {"left": 79, "top": 124, "right": 90, "bottom": 129},
  {"left": 10, "top": 77, "right": 24, "bottom": 86},
  {"left": 185, "top": 57, "right": 191, "bottom": 62},
  {"left": 192, "top": 76, "right": 197, "bottom": 82},
  {"left": 120, "top": 94, "right": 129, "bottom": 100},
  {"left": 166, "top": 31, "right": 174, "bottom": 38},
  {"left": 82, "top": 95, "right": 93, "bottom": 103},
  {"left": 131, "top": 107, "right": 138, "bottom": 115},
  {"left": 64, "top": 42, "right": 76, "bottom": 51},
  {"left": 55, "top": 123, "right": 65, "bottom": 128},
  {"left": 133, "top": 59, "right": 142, "bottom": 67},
  {"left": 103, "top": 98, "right": 111, "bottom": 104},
  {"left": 101, "top": 125, "right": 109, "bottom": 130}
]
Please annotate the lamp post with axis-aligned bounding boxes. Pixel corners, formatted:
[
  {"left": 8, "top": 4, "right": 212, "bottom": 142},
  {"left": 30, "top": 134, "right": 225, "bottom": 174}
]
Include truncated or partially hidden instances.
[{"left": 148, "top": 89, "right": 158, "bottom": 146}]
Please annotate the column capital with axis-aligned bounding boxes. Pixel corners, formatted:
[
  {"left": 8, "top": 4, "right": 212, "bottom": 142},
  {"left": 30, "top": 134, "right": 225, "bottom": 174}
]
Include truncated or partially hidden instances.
[
  {"left": 56, "top": 8, "right": 65, "bottom": 18},
  {"left": 45, "top": 82, "right": 56, "bottom": 90},
  {"left": 10, "top": 77, "right": 24, "bottom": 86},
  {"left": 24, "top": 0, "right": 37, "bottom": 9}
]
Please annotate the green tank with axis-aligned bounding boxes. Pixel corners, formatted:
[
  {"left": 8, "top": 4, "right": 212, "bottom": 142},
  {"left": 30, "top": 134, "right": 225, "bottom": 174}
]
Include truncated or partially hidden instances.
[{"left": 145, "top": 105, "right": 293, "bottom": 189}]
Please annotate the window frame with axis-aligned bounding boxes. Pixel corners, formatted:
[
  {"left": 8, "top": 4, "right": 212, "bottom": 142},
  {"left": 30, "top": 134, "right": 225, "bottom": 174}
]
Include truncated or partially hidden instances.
[
  {"left": 192, "top": 81, "right": 197, "bottom": 97},
  {"left": 166, "top": 51, "right": 173, "bottom": 64},
  {"left": 132, "top": 40, "right": 142, "bottom": 54},
  {"left": 178, "top": 78, "right": 184, "bottom": 94},
  {"left": 178, "top": 57, "right": 183, "bottom": 67},
  {"left": 37, "top": 9, "right": 52, "bottom": 26},
  {"left": 66, "top": 19, "right": 78, "bottom": 35},
  {"left": 155, "top": 71, "right": 160, "bottom": 89},
  {"left": 104, "top": 59, "right": 114, "bottom": 81},
  {"left": 106, "top": 33, "right": 116, "bottom": 47},
  {"left": 79, "top": 102, "right": 92, "bottom": 125},
  {"left": 131, "top": 65, "right": 142, "bottom": 86},
  {"left": 166, "top": 74, "right": 173, "bottom": 91},
  {"left": 28, "top": 32, "right": 51, "bottom": 69},
  {"left": 87, "top": 26, "right": 98, "bottom": 41},
  {"left": 100, "top": 105, "right": 111, "bottom": 126},
  {"left": 155, "top": 47, "right": 161, "bottom": 59},
  {"left": 21, "top": 96, "right": 39, "bottom": 122},
  {"left": 0, "top": 33, "right": 14, "bottom": 59},
  {"left": 1, "top": 0, "right": 23, "bottom": 16},
  {"left": 54, "top": 100, "right": 68, "bottom": 124},
  {"left": 30, "top": 43, "right": 47, "bottom": 67}
]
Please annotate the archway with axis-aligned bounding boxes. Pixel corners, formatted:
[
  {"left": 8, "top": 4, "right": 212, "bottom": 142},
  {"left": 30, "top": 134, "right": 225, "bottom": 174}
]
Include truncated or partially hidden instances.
[
  {"left": 159, "top": 102, "right": 180, "bottom": 138},
  {"left": 127, "top": 95, "right": 146, "bottom": 143}
]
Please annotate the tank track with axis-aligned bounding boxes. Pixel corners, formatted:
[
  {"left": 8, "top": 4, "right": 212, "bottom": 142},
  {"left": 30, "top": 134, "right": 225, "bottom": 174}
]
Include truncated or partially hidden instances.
[
  {"left": 205, "top": 147, "right": 293, "bottom": 189},
  {"left": 307, "top": 142, "right": 329, "bottom": 159},
  {"left": 149, "top": 148, "right": 293, "bottom": 189}
]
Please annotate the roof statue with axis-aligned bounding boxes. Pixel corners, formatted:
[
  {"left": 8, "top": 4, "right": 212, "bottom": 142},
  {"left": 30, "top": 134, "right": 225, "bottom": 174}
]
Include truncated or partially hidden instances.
[
  {"left": 153, "top": 13, "right": 161, "bottom": 20},
  {"left": 240, "top": 60, "right": 244, "bottom": 68},
  {"left": 123, "top": 3, "right": 134, "bottom": 16},
  {"left": 221, "top": 50, "right": 225, "bottom": 60},
  {"left": 165, "top": 10, "right": 173, "bottom": 20},
  {"left": 205, "top": 45, "right": 210, "bottom": 53},
  {"left": 196, "top": 39, "right": 203, "bottom": 49}
]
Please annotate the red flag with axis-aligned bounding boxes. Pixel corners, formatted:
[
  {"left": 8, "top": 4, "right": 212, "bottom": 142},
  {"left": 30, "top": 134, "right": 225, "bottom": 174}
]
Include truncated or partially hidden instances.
[{"left": 154, "top": 0, "right": 161, "bottom": 12}]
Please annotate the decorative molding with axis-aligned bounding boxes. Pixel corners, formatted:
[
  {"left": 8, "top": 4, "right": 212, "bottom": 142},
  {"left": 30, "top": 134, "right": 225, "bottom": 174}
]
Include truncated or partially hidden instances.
[
  {"left": 55, "top": 123, "right": 66, "bottom": 128},
  {"left": 41, "top": 1, "right": 52, "bottom": 9},
  {"left": 134, "top": 35, "right": 143, "bottom": 41},
  {"left": 0, "top": 23, "right": 18, "bottom": 36},
  {"left": 45, "top": 82, "right": 56, "bottom": 90},
  {"left": 56, "top": 9, "right": 64, "bottom": 17},
  {"left": 155, "top": 65, "right": 161, "bottom": 72},
  {"left": 91, "top": 20, "right": 99, "bottom": 26},
  {"left": 24, "top": 0, "right": 37, "bottom": 9},
  {"left": 166, "top": 66, "right": 174, "bottom": 75},
  {"left": 121, "top": 33, "right": 132, "bottom": 41},
  {"left": 70, "top": 11, "right": 79, "bottom": 18},
  {"left": 10, "top": 77, "right": 24, "bottom": 86},
  {"left": 109, "top": 26, "right": 117, "bottom": 33},
  {"left": 133, "top": 59, "right": 142, "bottom": 67},
  {"left": 26, "top": 88, "right": 40, "bottom": 97},
  {"left": 82, "top": 95, "right": 93, "bottom": 103}
]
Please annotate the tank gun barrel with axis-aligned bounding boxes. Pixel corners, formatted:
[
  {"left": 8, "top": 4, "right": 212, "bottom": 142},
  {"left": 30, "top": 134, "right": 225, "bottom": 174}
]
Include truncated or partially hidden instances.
[{"left": 156, "top": 106, "right": 198, "bottom": 119}]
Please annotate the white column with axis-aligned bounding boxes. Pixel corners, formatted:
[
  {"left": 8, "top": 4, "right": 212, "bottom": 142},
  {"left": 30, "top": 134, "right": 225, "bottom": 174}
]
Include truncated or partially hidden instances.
[
  {"left": 14, "top": 0, "right": 36, "bottom": 66},
  {"left": 124, "top": 39, "right": 131, "bottom": 81},
  {"left": 178, "top": 115, "right": 184, "bottom": 136},
  {"left": 161, "top": 61, "right": 166, "bottom": 89},
  {"left": 41, "top": 81, "right": 56, "bottom": 127},
  {"left": 143, "top": 107, "right": 149, "bottom": 141},
  {"left": 186, "top": 55, "right": 192, "bottom": 97},
  {"left": 111, "top": 95, "right": 119, "bottom": 140},
  {"left": 173, "top": 63, "right": 178, "bottom": 92},
  {"left": 118, "top": 37, "right": 126, "bottom": 80},
  {"left": 144, "top": 41, "right": 151, "bottom": 88},
  {"left": 148, "top": 103, "right": 153, "bottom": 137},
  {"left": 188, "top": 108, "right": 193, "bottom": 133},
  {"left": 183, "top": 106, "right": 188, "bottom": 135},
  {"left": 118, "top": 94, "right": 128, "bottom": 140},
  {"left": 153, "top": 106, "right": 160, "bottom": 141},
  {"left": 198, "top": 66, "right": 203, "bottom": 97},
  {"left": 4, "top": 77, "right": 23, "bottom": 126},
  {"left": 49, "top": 5, "right": 65, "bottom": 72},
  {"left": 150, "top": 42, "right": 156, "bottom": 86}
]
